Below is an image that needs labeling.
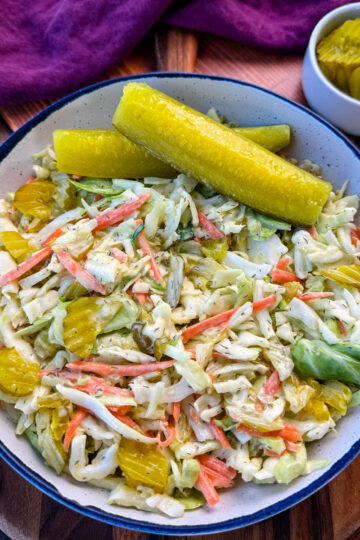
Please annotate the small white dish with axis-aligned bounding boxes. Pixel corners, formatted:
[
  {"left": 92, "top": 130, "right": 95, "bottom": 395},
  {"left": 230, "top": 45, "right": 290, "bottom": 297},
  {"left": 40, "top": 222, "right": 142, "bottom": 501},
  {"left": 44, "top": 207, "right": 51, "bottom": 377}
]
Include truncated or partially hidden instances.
[
  {"left": 0, "top": 74, "right": 359, "bottom": 534},
  {"left": 302, "top": 2, "right": 360, "bottom": 136}
]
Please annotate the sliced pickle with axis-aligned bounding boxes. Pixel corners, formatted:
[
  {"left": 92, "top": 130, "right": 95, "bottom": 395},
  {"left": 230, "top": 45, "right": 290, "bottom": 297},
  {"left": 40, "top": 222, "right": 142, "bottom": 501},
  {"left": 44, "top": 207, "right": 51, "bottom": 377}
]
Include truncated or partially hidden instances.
[
  {"left": 0, "top": 348, "right": 39, "bottom": 396},
  {"left": 118, "top": 438, "right": 168, "bottom": 492},
  {"left": 14, "top": 180, "right": 56, "bottom": 220},
  {"left": 0, "top": 231, "right": 33, "bottom": 262},
  {"left": 317, "top": 19, "right": 360, "bottom": 95}
]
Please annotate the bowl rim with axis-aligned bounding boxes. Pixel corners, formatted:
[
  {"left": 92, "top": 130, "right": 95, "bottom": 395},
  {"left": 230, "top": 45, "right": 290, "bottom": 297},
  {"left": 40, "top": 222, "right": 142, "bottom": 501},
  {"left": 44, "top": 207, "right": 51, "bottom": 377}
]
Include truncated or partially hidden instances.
[
  {"left": 0, "top": 71, "right": 359, "bottom": 535},
  {"left": 307, "top": 2, "right": 360, "bottom": 107}
]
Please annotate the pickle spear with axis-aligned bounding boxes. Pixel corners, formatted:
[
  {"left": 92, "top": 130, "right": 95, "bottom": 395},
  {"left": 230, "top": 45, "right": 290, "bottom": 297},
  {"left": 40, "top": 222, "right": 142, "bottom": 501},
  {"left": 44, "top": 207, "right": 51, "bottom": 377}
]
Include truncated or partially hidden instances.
[
  {"left": 54, "top": 124, "right": 289, "bottom": 180},
  {"left": 234, "top": 124, "right": 290, "bottom": 152},
  {"left": 112, "top": 83, "right": 332, "bottom": 226},
  {"left": 53, "top": 129, "right": 175, "bottom": 178}
]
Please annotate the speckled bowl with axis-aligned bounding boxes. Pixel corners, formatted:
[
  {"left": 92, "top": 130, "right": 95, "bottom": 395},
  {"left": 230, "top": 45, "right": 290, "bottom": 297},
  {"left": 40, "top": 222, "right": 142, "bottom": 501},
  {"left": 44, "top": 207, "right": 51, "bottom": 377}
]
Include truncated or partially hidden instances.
[{"left": 0, "top": 74, "right": 359, "bottom": 535}]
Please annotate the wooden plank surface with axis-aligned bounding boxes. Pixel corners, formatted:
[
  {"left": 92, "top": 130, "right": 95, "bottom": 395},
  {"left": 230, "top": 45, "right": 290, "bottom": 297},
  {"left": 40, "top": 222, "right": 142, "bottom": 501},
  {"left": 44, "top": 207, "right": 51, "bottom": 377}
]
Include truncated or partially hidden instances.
[{"left": 0, "top": 26, "right": 359, "bottom": 540}]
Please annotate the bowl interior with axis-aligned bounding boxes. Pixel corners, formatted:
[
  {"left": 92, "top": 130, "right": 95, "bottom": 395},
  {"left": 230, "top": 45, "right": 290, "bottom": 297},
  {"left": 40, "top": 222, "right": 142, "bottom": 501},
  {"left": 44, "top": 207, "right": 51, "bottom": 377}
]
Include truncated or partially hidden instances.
[{"left": 0, "top": 74, "right": 359, "bottom": 534}]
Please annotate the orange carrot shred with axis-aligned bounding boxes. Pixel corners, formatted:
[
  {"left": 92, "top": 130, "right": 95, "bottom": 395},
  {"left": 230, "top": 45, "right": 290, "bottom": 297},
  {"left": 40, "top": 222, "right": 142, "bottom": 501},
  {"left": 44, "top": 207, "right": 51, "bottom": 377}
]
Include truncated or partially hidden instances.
[
  {"left": 94, "top": 192, "right": 149, "bottom": 231},
  {"left": 252, "top": 294, "right": 277, "bottom": 312},
  {"left": 276, "top": 256, "right": 291, "bottom": 270},
  {"left": 66, "top": 360, "right": 175, "bottom": 377},
  {"left": 172, "top": 401, "right": 181, "bottom": 423},
  {"left": 198, "top": 212, "right": 223, "bottom": 239},
  {"left": 209, "top": 419, "right": 231, "bottom": 448},
  {"left": 271, "top": 268, "right": 301, "bottom": 284},
  {"left": 337, "top": 319, "right": 347, "bottom": 337},
  {"left": 196, "top": 465, "right": 220, "bottom": 506},
  {"left": 63, "top": 409, "right": 88, "bottom": 452},
  {"left": 0, "top": 246, "right": 52, "bottom": 287}
]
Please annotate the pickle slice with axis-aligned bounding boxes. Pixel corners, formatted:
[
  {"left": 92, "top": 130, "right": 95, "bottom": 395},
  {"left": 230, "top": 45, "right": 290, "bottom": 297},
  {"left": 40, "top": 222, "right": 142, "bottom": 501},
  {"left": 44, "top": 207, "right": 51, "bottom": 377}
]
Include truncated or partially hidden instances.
[
  {"left": 0, "top": 348, "right": 39, "bottom": 396},
  {"left": 349, "top": 66, "right": 360, "bottom": 100},
  {"left": 113, "top": 83, "right": 331, "bottom": 226},
  {"left": 317, "top": 19, "right": 360, "bottom": 94},
  {"left": 118, "top": 438, "right": 168, "bottom": 492},
  {"left": 53, "top": 129, "right": 175, "bottom": 179},
  {"left": 0, "top": 231, "right": 33, "bottom": 262},
  {"left": 318, "top": 264, "right": 360, "bottom": 287},
  {"left": 14, "top": 180, "right": 56, "bottom": 220},
  {"left": 63, "top": 296, "right": 120, "bottom": 358}
]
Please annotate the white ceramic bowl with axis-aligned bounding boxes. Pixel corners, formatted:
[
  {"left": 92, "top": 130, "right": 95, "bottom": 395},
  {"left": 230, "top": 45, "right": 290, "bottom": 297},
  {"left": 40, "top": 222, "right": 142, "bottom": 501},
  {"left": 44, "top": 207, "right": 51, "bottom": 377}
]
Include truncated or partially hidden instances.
[
  {"left": 0, "top": 74, "right": 359, "bottom": 535},
  {"left": 302, "top": 2, "right": 360, "bottom": 136}
]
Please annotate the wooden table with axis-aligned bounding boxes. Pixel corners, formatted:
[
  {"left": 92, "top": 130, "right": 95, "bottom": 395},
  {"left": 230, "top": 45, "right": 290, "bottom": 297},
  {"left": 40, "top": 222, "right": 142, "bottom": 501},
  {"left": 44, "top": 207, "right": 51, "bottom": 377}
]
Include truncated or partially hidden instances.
[{"left": 0, "top": 26, "right": 359, "bottom": 540}]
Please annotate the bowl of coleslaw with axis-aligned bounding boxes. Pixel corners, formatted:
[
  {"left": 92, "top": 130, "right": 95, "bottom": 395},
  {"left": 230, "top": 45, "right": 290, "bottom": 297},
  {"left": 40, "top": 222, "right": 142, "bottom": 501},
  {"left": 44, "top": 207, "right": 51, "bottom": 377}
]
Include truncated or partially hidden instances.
[{"left": 0, "top": 73, "right": 359, "bottom": 535}]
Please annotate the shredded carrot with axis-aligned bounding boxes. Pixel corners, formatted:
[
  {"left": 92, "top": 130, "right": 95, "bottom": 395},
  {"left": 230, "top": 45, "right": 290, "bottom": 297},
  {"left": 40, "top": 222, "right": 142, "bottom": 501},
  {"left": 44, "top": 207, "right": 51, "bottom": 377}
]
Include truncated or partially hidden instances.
[
  {"left": 157, "top": 422, "right": 176, "bottom": 448},
  {"left": 271, "top": 424, "right": 302, "bottom": 443},
  {"left": 298, "top": 292, "right": 334, "bottom": 301},
  {"left": 350, "top": 229, "right": 360, "bottom": 247},
  {"left": 271, "top": 268, "right": 301, "bottom": 284},
  {"left": 73, "top": 378, "right": 134, "bottom": 397},
  {"left": 337, "top": 319, "right": 347, "bottom": 337},
  {"left": 252, "top": 293, "right": 277, "bottom": 312},
  {"left": 94, "top": 192, "right": 150, "bottom": 231},
  {"left": 136, "top": 221, "right": 163, "bottom": 284},
  {"left": 264, "top": 448, "right": 286, "bottom": 458},
  {"left": 63, "top": 409, "right": 88, "bottom": 452},
  {"left": 172, "top": 401, "right": 181, "bottom": 422},
  {"left": 55, "top": 250, "right": 107, "bottom": 295},
  {"left": 66, "top": 360, "right": 175, "bottom": 377},
  {"left": 307, "top": 226, "right": 318, "bottom": 240},
  {"left": 126, "top": 288, "right": 133, "bottom": 298},
  {"left": 106, "top": 405, "right": 132, "bottom": 416},
  {"left": 0, "top": 246, "right": 52, "bottom": 287},
  {"left": 72, "top": 175, "right": 83, "bottom": 180},
  {"left": 132, "top": 278, "right": 152, "bottom": 305},
  {"left": 198, "top": 463, "right": 233, "bottom": 488},
  {"left": 209, "top": 419, "right": 231, "bottom": 449},
  {"left": 25, "top": 176, "right": 36, "bottom": 184},
  {"left": 181, "top": 307, "right": 240, "bottom": 343},
  {"left": 39, "top": 369, "right": 135, "bottom": 397},
  {"left": 182, "top": 296, "right": 277, "bottom": 342},
  {"left": 195, "top": 464, "right": 220, "bottom": 506},
  {"left": 42, "top": 227, "right": 64, "bottom": 247},
  {"left": 276, "top": 256, "right": 291, "bottom": 270},
  {"left": 263, "top": 370, "right": 280, "bottom": 397},
  {"left": 110, "top": 247, "right": 127, "bottom": 263},
  {"left": 285, "top": 441, "right": 302, "bottom": 452},
  {"left": 198, "top": 212, "right": 223, "bottom": 239},
  {"left": 197, "top": 455, "right": 236, "bottom": 480},
  {"left": 135, "top": 292, "right": 147, "bottom": 304},
  {"left": 237, "top": 423, "right": 302, "bottom": 442}
]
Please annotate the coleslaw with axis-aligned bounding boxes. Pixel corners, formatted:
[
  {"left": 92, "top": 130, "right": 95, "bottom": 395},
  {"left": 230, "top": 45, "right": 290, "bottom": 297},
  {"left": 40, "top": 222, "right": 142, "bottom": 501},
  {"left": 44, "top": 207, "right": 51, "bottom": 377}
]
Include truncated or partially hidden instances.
[{"left": 0, "top": 131, "right": 360, "bottom": 518}]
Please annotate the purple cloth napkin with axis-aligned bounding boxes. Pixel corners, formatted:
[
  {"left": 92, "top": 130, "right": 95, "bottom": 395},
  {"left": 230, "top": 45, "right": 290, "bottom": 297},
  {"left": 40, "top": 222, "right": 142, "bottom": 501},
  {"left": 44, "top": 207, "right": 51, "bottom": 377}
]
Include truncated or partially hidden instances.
[{"left": 0, "top": 0, "right": 350, "bottom": 106}]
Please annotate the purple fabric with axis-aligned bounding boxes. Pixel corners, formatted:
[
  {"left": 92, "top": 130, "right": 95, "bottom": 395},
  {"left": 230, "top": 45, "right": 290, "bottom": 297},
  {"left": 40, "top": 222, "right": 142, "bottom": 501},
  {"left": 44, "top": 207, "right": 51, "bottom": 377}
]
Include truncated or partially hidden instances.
[
  {"left": 0, "top": 0, "right": 351, "bottom": 106},
  {"left": 166, "top": 0, "right": 350, "bottom": 51}
]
